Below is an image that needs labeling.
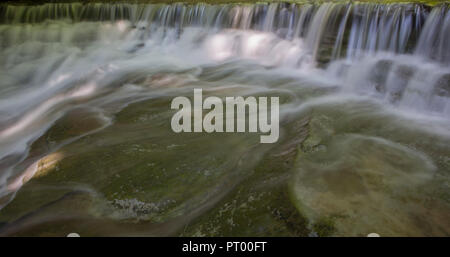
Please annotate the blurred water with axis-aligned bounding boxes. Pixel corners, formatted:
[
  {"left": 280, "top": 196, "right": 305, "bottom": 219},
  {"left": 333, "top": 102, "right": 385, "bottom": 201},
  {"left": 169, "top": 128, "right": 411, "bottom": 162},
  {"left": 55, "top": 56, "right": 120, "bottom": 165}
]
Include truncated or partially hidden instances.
[{"left": 0, "top": 2, "right": 449, "bottom": 236}]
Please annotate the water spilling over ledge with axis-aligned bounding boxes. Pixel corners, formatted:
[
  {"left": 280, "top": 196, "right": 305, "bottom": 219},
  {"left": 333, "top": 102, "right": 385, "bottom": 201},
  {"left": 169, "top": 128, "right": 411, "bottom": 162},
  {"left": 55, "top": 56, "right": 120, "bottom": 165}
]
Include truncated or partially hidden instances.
[
  {"left": 1, "top": 2, "right": 448, "bottom": 62},
  {"left": 0, "top": 1, "right": 449, "bottom": 236}
]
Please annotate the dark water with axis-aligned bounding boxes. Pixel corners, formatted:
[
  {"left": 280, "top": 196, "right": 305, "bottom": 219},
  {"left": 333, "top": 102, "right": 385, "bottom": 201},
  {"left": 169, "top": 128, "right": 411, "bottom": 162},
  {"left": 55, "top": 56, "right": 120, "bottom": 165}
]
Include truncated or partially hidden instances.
[{"left": 0, "top": 2, "right": 449, "bottom": 236}]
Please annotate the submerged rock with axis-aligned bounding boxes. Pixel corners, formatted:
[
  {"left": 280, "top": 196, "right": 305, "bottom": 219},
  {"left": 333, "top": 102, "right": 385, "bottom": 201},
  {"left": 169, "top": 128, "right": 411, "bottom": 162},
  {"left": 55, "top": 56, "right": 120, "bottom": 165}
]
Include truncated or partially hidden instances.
[
  {"left": 290, "top": 108, "right": 450, "bottom": 236},
  {"left": 368, "top": 59, "right": 394, "bottom": 95},
  {"left": 434, "top": 73, "right": 450, "bottom": 98}
]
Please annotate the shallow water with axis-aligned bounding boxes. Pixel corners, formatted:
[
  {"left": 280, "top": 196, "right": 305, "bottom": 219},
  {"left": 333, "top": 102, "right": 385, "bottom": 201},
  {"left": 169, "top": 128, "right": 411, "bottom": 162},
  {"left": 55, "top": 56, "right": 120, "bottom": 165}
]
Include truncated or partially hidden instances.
[{"left": 0, "top": 2, "right": 449, "bottom": 236}]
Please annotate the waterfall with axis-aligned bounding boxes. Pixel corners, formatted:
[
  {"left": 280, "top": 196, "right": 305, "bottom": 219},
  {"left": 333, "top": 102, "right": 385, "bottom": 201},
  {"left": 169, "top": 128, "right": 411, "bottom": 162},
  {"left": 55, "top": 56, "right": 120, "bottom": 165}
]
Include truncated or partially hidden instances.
[
  {"left": 0, "top": 2, "right": 448, "bottom": 119},
  {"left": 0, "top": 2, "right": 449, "bottom": 209},
  {"left": 0, "top": 2, "right": 448, "bottom": 63},
  {"left": 415, "top": 5, "right": 450, "bottom": 65}
]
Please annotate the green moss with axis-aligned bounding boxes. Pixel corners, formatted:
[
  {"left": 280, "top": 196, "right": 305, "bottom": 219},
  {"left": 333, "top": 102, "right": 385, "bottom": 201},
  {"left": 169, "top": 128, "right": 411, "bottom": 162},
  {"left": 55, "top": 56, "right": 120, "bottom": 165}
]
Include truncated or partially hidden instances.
[
  {"left": 312, "top": 216, "right": 336, "bottom": 237},
  {"left": 178, "top": 115, "right": 312, "bottom": 236}
]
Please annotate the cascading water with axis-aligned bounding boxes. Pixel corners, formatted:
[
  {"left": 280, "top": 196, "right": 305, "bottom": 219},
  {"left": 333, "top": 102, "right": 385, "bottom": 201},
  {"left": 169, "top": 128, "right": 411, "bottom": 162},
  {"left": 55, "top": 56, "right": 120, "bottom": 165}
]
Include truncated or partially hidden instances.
[{"left": 0, "top": 2, "right": 449, "bottom": 236}]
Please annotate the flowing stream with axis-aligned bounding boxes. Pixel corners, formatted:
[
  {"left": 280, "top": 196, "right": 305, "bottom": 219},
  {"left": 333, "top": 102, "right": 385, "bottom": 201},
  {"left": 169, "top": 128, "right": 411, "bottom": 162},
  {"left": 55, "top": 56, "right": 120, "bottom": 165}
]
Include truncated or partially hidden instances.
[{"left": 0, "top": 2, "right": 449, "bottom": 236}]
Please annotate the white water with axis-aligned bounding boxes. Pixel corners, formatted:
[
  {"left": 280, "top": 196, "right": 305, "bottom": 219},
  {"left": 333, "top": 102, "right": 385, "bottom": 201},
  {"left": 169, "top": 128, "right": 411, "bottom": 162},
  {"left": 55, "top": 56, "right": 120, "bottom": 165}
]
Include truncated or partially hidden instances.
[{"left": 0, "top": 2, "right": 449, "bottom": 208}]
